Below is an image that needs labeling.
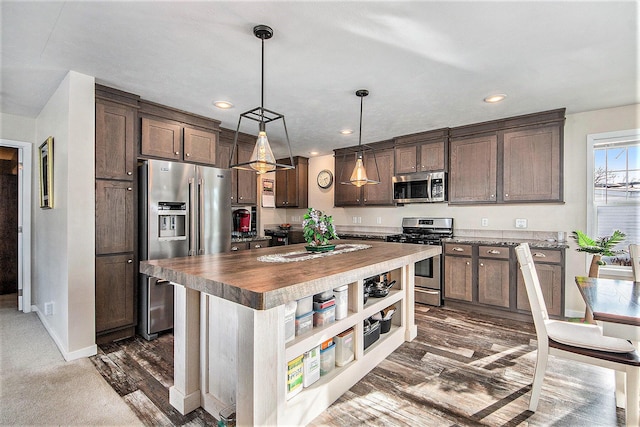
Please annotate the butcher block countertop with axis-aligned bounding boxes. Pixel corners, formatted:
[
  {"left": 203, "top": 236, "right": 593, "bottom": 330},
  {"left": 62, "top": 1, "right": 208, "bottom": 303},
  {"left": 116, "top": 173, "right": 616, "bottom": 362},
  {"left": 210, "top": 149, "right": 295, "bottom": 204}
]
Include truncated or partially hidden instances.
[{"left": 140, "top": 239, "right": 440, "bottom": 310}]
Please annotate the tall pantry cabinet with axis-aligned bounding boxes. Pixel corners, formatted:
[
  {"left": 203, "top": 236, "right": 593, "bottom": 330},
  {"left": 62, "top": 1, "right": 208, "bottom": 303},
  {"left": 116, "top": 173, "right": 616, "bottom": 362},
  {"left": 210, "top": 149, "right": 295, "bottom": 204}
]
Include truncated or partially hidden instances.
[{"left": 94, "top": 85, "right": 139, "bottom": 343}]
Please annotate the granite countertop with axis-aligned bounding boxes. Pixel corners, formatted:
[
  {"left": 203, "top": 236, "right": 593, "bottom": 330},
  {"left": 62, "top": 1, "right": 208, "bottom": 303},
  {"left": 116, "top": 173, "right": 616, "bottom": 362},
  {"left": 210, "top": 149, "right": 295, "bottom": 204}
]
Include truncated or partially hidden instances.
[
  {"left": 337, "top": 232, "right": 390, "bottom": 240},
  {"left": 231, "top": 236, "right": 272, "bottom": 243},
  {"left": 443, "top": 236, "right": 569, "bottom": 249}
]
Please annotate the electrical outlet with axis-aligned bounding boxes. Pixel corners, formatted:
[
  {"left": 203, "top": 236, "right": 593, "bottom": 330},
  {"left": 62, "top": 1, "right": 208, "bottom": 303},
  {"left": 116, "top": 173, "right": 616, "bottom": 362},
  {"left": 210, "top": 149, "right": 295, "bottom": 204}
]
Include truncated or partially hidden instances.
[
  {"left": 44, "top": 302, "right": 54, "bottom": 316},
  {"left": 352, "top": 216, "right": 358, "bottom": 224},
  {"left": 376, "top": 217, "right": 382, "bottom": 225},
  {"left": 515, "top": 218, "right": 528, "bottom": 228},
  {"left": 357, "top": 217, "right": 362, "bottom": 224},
  {"left": 481, "top": 218, "right": 489, "bottom": 227}
]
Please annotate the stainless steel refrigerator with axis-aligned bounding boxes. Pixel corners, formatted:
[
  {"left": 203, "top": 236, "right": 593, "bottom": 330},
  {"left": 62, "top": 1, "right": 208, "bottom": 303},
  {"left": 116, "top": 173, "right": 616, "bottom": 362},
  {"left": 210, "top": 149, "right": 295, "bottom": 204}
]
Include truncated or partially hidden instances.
[{"left": 138, "top": 159, "right": 231, "bottom": 340}]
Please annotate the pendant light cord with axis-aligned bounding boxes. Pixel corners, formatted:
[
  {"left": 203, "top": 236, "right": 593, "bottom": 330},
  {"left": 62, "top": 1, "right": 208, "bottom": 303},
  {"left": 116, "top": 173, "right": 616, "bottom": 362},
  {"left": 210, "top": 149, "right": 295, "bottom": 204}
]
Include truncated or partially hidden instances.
[
  {"left": 359, "top": 94, "right": 363, "bottom": 147},
  {"left": 260, "top": 36, "right": 265, "bottom": 125}
]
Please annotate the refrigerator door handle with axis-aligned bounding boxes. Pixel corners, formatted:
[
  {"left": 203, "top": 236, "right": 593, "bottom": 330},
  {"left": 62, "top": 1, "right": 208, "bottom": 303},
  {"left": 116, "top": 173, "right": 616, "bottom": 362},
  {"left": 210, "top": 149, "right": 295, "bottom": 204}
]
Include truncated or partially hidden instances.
[
  {"left": 198, "top": 178, "right": 205, "bottom": 255},
  {"left": 427, "top": 173, "right": 432, "bottom": 202},
  {"left": 188, "top": 177, "right": 197, "bottom": 256}
]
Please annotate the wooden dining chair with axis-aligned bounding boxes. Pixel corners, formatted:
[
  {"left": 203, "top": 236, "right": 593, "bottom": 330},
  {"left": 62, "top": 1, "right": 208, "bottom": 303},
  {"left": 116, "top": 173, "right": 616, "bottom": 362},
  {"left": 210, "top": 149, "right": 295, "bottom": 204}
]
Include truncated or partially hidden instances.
[{"left": 515, "top": 243, "right": 640, "bottom": 426}]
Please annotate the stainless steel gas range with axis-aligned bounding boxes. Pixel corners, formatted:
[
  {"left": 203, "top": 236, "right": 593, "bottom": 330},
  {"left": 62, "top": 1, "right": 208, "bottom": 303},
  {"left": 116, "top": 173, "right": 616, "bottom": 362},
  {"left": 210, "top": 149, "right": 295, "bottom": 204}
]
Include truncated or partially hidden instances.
[{"left": 386, "top": 217, "right": 453, "bottom": 306}]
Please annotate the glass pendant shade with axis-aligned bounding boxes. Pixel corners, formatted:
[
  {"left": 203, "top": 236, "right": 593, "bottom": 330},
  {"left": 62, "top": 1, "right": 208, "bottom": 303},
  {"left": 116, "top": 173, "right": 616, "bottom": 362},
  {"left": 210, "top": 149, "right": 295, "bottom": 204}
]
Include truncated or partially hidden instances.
[
  {"left": 249, "top": 131, "right": 276, "bottom": 174},
  {"left": 350, "top": 153, "right": 368, "bottom": 187}
]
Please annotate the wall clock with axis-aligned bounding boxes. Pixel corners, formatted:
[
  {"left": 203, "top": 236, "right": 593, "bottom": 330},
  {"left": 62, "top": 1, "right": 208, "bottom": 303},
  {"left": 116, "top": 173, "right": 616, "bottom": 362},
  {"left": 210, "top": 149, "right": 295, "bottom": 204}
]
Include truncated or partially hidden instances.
[{"left": 317, "top": 169, "right": 334, "bottom": 189}]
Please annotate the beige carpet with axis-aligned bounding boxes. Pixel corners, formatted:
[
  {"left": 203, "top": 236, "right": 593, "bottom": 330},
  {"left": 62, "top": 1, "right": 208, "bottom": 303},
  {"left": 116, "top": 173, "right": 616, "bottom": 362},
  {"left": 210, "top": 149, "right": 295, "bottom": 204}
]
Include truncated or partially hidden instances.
[{"left": 0, "top": 294, "right": 142, "bottom": 426}]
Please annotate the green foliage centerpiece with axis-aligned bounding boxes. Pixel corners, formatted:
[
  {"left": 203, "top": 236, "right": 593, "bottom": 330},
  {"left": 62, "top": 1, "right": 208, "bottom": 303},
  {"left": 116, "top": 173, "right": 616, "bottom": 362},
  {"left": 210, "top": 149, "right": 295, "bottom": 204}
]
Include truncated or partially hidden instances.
[
  {"left": 303, "top": 208, "right": 339, "bottom": 252},
  {"left": 571, "top": 229, "right": 626, "bottom": 277}
]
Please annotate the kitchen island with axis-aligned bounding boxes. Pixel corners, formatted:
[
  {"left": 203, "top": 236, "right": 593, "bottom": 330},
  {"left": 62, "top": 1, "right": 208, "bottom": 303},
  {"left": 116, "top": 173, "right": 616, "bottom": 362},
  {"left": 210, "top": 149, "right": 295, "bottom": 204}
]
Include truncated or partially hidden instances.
[{"left": 140, "top": 240, "right": 440, "bottom": 426}]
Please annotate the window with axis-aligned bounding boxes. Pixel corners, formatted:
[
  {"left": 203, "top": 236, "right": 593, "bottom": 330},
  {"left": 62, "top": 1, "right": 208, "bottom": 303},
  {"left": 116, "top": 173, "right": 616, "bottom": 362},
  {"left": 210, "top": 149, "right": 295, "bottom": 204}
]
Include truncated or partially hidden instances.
[{"left": 587, "top": 129, "right": 640, "bottom": 269}]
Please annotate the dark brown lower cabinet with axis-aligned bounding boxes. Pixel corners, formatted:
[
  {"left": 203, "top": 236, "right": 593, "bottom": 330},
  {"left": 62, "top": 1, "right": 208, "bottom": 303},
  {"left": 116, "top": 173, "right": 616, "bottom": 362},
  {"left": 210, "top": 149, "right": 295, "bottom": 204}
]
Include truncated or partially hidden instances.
[
  {"left": 477, "top": 258, "right": 510, "bottom": 308},
  {"left": 444, "top": 243, "right": 565, "bottom": 319},
  {"left": 230, "top": 240, "right": 269, "bottom": 252},
  {"left": 95, "top": 254, "right": 135, "bottom": 334},
  {"left": 516, "top": 249, "right": 564, "bottom": 317},
  {"left": 444, "top": 255, "right": 472, "bottom": 302}
]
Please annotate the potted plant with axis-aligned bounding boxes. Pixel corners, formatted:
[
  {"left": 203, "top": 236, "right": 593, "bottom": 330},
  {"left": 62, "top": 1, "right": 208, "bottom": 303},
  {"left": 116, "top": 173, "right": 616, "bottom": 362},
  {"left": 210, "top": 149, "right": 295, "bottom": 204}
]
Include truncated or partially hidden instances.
[
  {"left": 302, "top": 208, "right": 339, "bottom": 252},
  {"left": 571, "top": 229, "right": 626, "bottom": 277}
]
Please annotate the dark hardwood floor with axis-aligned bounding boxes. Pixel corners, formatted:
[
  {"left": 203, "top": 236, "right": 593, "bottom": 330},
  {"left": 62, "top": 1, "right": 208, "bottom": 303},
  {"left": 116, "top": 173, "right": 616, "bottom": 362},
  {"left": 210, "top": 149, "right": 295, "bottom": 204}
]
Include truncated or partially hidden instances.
[{"left": 91, "top": 305, "right": 625, "bottom": 426}]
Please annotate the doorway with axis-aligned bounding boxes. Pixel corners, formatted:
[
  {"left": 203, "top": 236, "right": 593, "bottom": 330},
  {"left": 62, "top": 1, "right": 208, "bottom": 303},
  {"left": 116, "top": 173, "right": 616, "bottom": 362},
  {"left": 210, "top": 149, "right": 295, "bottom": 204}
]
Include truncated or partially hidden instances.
[
  {"left": 0, "top": 147, "right": 18, "bottom": 297},
  {"left": 0, "top": 139, "right": 32, "bottom": 312}
]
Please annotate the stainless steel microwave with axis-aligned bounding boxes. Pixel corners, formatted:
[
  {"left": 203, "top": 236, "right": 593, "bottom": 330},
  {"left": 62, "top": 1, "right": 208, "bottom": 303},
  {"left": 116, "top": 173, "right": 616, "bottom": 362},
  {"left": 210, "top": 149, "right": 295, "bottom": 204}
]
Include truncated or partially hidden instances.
[{"left": 393, "top": 171, "right": 447, "bottom": 203}]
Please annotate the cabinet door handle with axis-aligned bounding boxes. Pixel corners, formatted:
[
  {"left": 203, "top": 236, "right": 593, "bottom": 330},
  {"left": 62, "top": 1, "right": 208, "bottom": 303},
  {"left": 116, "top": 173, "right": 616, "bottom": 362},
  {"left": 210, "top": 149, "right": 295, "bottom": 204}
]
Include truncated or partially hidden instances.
[
  {"left": 533, "top": 252, "right": 547, "bottom": 258},
  {"left": 490, "top": 194, "right": 495, "bottom": 198},
  {"left": 480, "top": 263, "right": 484, "bottom": 267},
  {"left": 127, "top": 187, "right": 133, "bottom": 191},
  {"left": 505, "top": 193, "right": 509, "bottom": 197},
  {"left": 175, "top": 151, "right": 180, "bottom": 155},
  {"left": 466, "top": 261, "right": 470, "bottom": 265},
  {"left": 487, "top": 249, "right": 501, "bottom": 254},
  {"left": 127, "top": 259, "right": 133, "bottom": 263},
  {"left": 452, "top": 247, "right": 464, "bottom": 252},
  {"left": 127, "top": 171, "right": 132, "bottom": 176},
  {"left": 255, "top": 244, "right": 262, "bottom": 248},
  {"left": 186, "top": 153, "right": 191, "bottom": 157},
  {"left": 231, "top": 246, "right": 239, "bottom": 251}
]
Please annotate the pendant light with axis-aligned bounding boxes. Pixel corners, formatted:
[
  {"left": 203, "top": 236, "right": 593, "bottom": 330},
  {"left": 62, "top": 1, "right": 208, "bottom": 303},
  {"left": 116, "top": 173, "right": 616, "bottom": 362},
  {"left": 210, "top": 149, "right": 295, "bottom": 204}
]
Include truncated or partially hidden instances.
[
  {"left": 340, "top": 89, "right": 380, "bottom": 187},
  {"left": 229, "top": 25, "right": 294, "bottom": 174}
]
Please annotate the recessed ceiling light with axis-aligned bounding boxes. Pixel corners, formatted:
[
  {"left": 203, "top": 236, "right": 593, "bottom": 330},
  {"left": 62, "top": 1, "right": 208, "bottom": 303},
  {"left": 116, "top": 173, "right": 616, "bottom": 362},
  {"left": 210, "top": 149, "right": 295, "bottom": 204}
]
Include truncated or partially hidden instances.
[
  {"left": 213, "top": 100, "right": 234, "bottom": 109},
  {"left": 340, "top": 129, "right": 354, "bottom": 135},
  {"left": 310, "top": 151, "right": 319, "bottom": 156},
  {"left": 484, "top": 94, "right": 507, "bottom": 103}
]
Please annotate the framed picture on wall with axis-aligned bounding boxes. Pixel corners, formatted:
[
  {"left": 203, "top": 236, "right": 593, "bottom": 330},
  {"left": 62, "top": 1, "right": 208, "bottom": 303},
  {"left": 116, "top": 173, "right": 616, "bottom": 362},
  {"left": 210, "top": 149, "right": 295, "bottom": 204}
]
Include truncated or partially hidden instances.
[{"left": 39, "top": 136, "right": 54, "bottom": 209}]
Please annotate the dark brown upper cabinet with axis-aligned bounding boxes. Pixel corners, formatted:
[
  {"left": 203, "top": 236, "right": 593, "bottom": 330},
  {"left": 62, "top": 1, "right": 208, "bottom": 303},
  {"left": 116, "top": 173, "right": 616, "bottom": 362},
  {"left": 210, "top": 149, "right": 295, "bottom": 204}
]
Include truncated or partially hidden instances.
[
  {"left": 95, "top": 99, "right": 136, "bottom": 181},
  {"left": 275, "top": 156, "right": 308, "bottom": 208},
  {"left": 139, "top": 100, "right": 220, "bottom": 166},
  {"left": 502, "top": 125, "right": 561, "bottom": 202},
  {"left": 394, "top": 128, "right": 448, "bottom": 174},
  {"left": 140, "top": 117, "right": 217, "bottom": 166},
  {"left": 448, "top": 109, "right": 564, "bottom": 205},
  {"left": 218, "top": 128, "right": 258, "bottom": 205},
  {"left": 449, "top": 134, "right": 498, "bottom": 203}
]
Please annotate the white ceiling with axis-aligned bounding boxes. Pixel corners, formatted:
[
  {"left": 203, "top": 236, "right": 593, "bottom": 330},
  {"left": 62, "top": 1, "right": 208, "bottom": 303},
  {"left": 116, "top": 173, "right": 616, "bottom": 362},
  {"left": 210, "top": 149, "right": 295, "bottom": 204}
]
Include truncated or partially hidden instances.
[{"left": 1, "top": 1, "right": 638, "bottom": 158}]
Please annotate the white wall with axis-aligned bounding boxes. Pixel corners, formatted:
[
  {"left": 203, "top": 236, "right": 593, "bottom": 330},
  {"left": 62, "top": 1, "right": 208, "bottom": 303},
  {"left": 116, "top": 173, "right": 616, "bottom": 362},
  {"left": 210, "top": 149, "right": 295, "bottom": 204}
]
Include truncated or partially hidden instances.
[
  {"left": 33, "top": 71, "right": 96, "bottom": 360},
  {"left": 0, "top": 113, "right": 36, "bottom": 143},
  {"left": 262, "top": 104, "right": 640, "bottom": 316}
]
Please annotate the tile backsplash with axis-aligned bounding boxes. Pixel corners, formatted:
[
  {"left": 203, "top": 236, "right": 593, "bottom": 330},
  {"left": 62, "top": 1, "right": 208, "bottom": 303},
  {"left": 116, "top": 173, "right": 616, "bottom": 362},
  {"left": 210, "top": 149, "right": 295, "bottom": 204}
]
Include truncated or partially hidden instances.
[{"left": 455, "top": 228, "right": 566, "bottom": 242}]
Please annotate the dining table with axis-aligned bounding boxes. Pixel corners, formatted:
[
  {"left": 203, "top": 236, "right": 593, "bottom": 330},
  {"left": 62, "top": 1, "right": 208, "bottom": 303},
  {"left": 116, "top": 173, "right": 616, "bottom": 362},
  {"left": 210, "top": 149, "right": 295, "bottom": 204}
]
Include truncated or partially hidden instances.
[{"left": 575, "top": 276, "right": 640, "bottom": 419}]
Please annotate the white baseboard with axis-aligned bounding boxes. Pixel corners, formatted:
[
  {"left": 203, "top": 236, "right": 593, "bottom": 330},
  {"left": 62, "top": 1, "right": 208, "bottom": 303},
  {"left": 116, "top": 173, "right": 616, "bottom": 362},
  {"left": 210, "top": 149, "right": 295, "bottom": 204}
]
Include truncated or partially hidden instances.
[{"left": 34, "top": 306, "right": 97, "bottom": 361}]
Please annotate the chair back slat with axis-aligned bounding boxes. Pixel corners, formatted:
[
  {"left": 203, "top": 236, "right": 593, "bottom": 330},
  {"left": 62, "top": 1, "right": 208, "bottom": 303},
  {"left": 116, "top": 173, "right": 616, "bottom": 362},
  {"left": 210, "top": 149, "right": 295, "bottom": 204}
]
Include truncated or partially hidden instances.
[
  {"left": 515, "top": 243, "right": 550, "bottom": 342},
  {"left": 630, "top": 244, "right": 640, "bottom": 282}
]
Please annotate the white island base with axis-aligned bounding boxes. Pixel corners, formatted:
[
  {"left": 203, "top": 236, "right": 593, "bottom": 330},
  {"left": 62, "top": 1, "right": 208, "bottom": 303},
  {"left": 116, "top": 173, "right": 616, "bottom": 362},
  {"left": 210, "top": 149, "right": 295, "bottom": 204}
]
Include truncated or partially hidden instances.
[{"left": 140, "top": 242, "right": 438, "bottom": 426}]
